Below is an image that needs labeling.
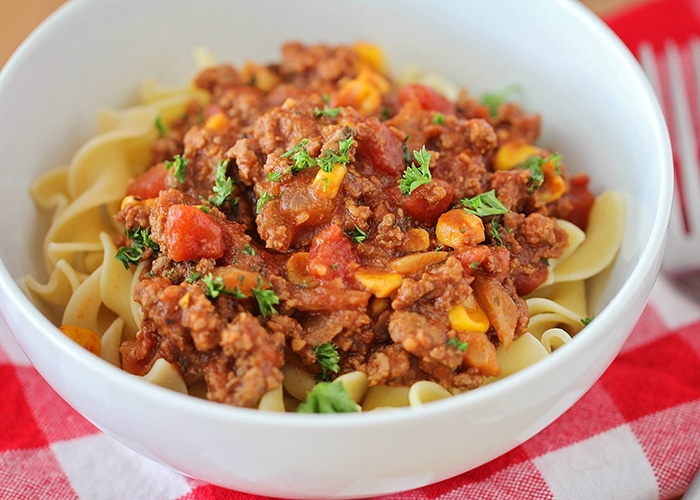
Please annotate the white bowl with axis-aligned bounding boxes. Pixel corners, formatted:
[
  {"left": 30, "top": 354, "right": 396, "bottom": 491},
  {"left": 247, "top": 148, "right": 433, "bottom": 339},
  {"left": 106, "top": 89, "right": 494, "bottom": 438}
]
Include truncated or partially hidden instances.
[{"left": 0, "top": 0, "right": 672, "bottom": 498}]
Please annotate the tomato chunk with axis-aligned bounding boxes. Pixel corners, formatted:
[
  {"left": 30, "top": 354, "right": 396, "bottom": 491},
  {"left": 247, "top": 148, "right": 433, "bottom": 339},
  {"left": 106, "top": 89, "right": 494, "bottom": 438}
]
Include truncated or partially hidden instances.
[
  {"left": 308, "top": 224, "right": 359, "bottom": 286},
  {"left": 391, "top": 178, "right": 455, "bottom": 226},
  {"left": 165, "top": 204, "right": 224, "bottom": 262},
  {"left": 127, "top": 163, "right": 168, "bottom": 200},
  {"left": 398, "top": 83, "right": 455, "bottom": 115}
]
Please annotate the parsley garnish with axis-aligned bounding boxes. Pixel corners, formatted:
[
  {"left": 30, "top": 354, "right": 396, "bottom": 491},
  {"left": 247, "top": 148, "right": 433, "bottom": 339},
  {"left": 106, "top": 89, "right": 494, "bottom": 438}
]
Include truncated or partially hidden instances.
[
  {"left": 241, "top": 243, "right": 257, "bottom": 256},
  {"left": 480, "top": 84, "right": 520, "bottom": 118},
  {"left": 317, "top": 137, "right": 355, "bottom": 173},
  {"left": 313, "top": 341, "right": 340, "bottom": 381},
  {"left": 185, "top": 271, "right": 201, "bottom": 284},
  {"left": 202, "top": 273, "right": 246, "bottom": 300},
  {"left": 165, "top": 154, "right": 188, "bottom": 183},
  {"left": 489, "top": 220, "right": 505, "bottom": 247},
  {"left": 154, "top": 115, "right": 168, "bottom": 136},
  {"left": 115, "top": 227, "right": 159, "bottom": 269},
  {"left": 280, "top": 138, "right": 316, "bottom": 175},
  {"left": 447, "top": 337, "right": 469, "bottom": 352},
  {"left": 433, "top": 113, "right": 445, "bottom": 125},
  {"left": 520, "top": 153, "right": 562, "bottom": 193},
  {"left": 348, "top": 225, "right": 368, "bottom": 244},
  {"left": 209, "top": 159, "right": 234, "bottom": 206},
  {"left": 398, "top": 145, "right": 432, "bottom": 196},
  {"left": 251, "top": 276, "right": 279, "bottom": 317},
  {"left": 314, "top": 95, "right": 341, "bottom": 118},
  {"left": 581, "top": 315, "right": 595, "bottom": 326},
  {"left": 461, "top": 190, "right": 509, "bottom": 216},
  {"left": 297, "top": 382, "right": 358, "bottom": 413},
  {"left": 256, "top": 191, "right": 275, "bottom": 213}
]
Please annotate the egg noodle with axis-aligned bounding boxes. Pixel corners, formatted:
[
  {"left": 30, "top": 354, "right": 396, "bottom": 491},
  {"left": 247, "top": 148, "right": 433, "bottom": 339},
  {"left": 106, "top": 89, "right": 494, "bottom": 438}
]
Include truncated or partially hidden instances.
[{"left": 24, "top": 47, "right": 624, "bottom": 412}]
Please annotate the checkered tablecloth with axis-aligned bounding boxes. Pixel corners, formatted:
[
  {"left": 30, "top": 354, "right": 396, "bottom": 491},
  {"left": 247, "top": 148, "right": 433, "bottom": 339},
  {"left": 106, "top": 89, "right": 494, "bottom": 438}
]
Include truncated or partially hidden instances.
[{"left": 2, "top": 270, "right": 700, "bottom": 500}]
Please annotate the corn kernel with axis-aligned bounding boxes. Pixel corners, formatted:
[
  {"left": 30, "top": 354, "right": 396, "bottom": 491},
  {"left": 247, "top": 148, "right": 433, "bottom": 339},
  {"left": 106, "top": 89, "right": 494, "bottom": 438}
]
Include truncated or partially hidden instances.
[
  {"left": 535, "top": 159, "right": 567, "bottom": 202},
  {"left": 448, "top": 294, "right": 490, "bottom": 333},
  {"left": 59, "top": 325, "right": 101, "bottom": 355},
  {"left": 312, "top": 164, "right": 347, "bottom": 199},
  {"left": 355, "top": 268, "right": 403, "bottom": 298},
  {"left": 335, "top": 68, "right": 390, "bottom": 116},
  {"left": 204, "top": 111, "right": 228, "bottom": 131},
  {"left": 351, "top": 42, "right": 386, "bottom": 72},
  {"left": 494, "top": 142, "right": 543, "bottom": 171},
  {"left": 435, "top": 209, "right": 485, "bottom": 249}
]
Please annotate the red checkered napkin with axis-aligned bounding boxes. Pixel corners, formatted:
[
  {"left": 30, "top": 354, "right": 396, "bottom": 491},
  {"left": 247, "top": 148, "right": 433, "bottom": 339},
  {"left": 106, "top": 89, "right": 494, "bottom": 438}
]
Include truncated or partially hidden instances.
[{"left": 2, "top": 272, "right": 700, "bottom": 500}]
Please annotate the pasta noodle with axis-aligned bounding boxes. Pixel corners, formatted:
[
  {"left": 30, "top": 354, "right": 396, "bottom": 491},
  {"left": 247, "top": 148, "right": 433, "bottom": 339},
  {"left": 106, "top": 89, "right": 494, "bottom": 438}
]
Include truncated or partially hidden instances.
[{"left": 25, "top": 43, "right": 625, "bottom": 413}]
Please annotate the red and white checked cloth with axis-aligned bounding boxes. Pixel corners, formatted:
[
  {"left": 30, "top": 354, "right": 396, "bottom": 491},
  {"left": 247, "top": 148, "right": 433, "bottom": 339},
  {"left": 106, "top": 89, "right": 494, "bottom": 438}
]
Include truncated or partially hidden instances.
[
  {"left": 3, "top": 1, "right": 700, "bottom": 498},
  {"left": 2, "top": 272, "right": 699, "bottom": 500}
]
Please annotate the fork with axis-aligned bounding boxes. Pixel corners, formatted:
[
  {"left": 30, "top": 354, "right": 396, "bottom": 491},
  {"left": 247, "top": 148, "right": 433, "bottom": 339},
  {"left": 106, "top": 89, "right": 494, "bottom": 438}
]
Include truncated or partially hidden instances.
[{"left": 639, "top": 37, "right": 700, "bottom": 301}]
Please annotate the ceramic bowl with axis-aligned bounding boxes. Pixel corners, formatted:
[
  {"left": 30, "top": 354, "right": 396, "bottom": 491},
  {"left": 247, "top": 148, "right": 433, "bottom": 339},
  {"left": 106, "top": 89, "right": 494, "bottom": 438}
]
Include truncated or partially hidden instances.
[{"left": 0, "top": 0, "right": 672, "bottom": 497}]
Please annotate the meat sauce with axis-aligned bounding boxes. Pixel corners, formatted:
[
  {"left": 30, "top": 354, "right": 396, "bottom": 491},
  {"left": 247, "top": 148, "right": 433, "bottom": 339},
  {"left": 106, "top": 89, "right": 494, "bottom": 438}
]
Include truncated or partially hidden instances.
[{"left": 117, "top": 42, "right": 594, "bottom": 408}]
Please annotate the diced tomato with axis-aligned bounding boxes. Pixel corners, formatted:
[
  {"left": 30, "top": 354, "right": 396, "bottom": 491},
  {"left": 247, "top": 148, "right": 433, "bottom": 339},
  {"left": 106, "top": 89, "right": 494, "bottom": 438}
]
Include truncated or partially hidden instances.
[
  {"left": 308, "top": 224, "right": 360, "bottom": 286},
  {"left": 165, "top": 204, "right": 224, "bottom": 262},
  {"left": 390, "top": 178, "right": 455, "bottom": 226},
  {"left": 398, "top": 83, "right": 455, "bottom": 115},
  {"left": 354, "top": 118, "right": 405, "bottom": 178},
  {"left": 563, "top": 172, "right": 596, "bottom": 230},
  {"left": 126, "top": 163, "right": 168, "bottom": 200}
]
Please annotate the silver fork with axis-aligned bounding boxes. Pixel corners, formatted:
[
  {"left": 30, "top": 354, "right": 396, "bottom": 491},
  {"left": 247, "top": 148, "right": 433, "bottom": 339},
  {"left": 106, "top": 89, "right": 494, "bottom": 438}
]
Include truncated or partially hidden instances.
[{"left": 639, "top": 38, "right": 700, "bottom": 301}]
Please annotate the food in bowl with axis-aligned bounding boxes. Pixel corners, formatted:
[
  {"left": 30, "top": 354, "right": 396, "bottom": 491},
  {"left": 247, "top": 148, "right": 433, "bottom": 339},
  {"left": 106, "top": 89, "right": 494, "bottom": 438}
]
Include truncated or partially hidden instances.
[{"left": 24, "top": 41, "right": 624, "bottom": 412}]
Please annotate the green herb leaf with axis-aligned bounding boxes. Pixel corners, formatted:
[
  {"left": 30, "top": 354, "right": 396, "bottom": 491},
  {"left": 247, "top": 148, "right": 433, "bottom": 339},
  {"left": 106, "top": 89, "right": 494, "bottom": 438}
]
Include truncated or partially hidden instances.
[
  {"left": 313, "top": 341, "right": 340, "bottom": 381},
  {"left": 185, "top": 271, "right": 201, "bottom": 284},
  {"left": 519, "top": 153, "right": 562, "bottom": 193},
  {"left": 317, "top": 137, "right": 355, "bottom": 173},
  {"left": 348, "top": 225, "right": 368, "bottom": 244},
  {"left": 489, "top": 220, "right": 505, "bottom": 247},
  {"left": 241, "top": 243, "right": 257, "bottom": 256},
  {"left": 202, "top": 274, "right": 227, "bottom": 299},
  {"left": 280, "top": 138, "right": 317, "bottom": 175},
  {"left": 165, "top": 154, "right": 188, "bottom": 183},
  {"left": 433, "top": 112, "right": 445, "bottom": 125},
  {"left": 209, "top": 159, "right": 234, "bottom": 206},
  {"left": 154, "top": 115, "right": 168, "bottom": 136},
  {"left": 256, "top": 191, "right": 275, "bottom": 213},
  {"left": 115, "top": 227, "right": 160, "bottom": 269},
  {"left": 314, "top": 95, "right": 342, "bottom": 118},
  {"left": 461, "top": 190, "right": 509, "bottom": 216},
  {"left": 480, "top": 84, "right": 520, "bottom": 118},
  {"left": 297, "top": 381, "right": 358, "bottom": 413},
  {"left": 251, "top": 276, "right": 279, "bottom": 317},
  {"left": 447, "top": 337, "right": 469, "bottom": 352},
  {"left": 398, "top": 145, "right": 432, "bottom": 196},
  {"left": 581, "top": 314, "right": 595, "bottom": 326}
]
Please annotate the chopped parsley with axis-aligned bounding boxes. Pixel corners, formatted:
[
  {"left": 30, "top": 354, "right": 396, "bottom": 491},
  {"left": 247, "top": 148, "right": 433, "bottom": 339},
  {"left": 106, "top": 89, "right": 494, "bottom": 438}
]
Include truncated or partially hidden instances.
[
  {"left": 154, "top": 115, "right": 168, "bottom": 136},
  {"left": 398, "top": 145, "right": 432, "bottom": 196},
  {"left": 489, "top": 220, "right": 505, "bottom": 247},
  {"left": 433, "top": 112, "right": 445, "bottom": 125},
  {"left": 480, "top": 84, "right": 520, "bottom": 118},
  {"left": 581, "top": 315, "right": 595, "bottom": 326},
  {"left": 202, "top": 273, "right": 246, "bottom": 300},
  {"left": 317, "top": 136, "right": 354, "bottom": 173},
  {"left": 115, "top": 227, "right": 160, "bottom": 269},
  {"left": 313, "top": 341, "right": 340, "bottom": 381},
  {"left": 251, "top": 276, "right": 280, "bottom": 317},
  {"left": 185, "top": 271, "right": 201, "bottom": 284},
  {"left": 241, "top": 243, "right": 257, "bottom": 256},
  {"left": 297, "top": 381, "right": 358, "bottom": 413},
  {"left": 256, "top": 191, "right": 275, "bottom": 213},
  {"left": 447, "top": 337, "right": 469, "bottom": 352},
  {"left": 348, "top": 225, "right": 368, "bottom": 244},
  {"left": 461, "top": 190, "right": 509, "bottom": 216},
  {"left": 314, "top": 95, "right": 341, "bottom": 118},
  {"left": 520, "top": 153, "right": 562, "bottom": 193},
  {"left": 165, "top": 154, "right": 188, "bottom": 183},
  {"left": 209, "top": 159, "right": 234, "bottom": 206},
  {"left": 280, "top": 138, "right": 317, "bottom": 175}
]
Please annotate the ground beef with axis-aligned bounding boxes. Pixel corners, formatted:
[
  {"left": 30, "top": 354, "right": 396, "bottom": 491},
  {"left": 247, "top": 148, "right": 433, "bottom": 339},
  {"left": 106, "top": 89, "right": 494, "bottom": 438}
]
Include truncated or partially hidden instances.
[{"left": 116, "top": 42, "right": 595, "bottom": 409}]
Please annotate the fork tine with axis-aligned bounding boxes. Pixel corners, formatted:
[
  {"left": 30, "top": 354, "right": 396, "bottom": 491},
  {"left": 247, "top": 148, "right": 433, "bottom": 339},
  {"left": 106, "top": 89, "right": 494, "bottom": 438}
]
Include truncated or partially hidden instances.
[{"left": 639, "top": 42, "right": 687, "bottom": 251}]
